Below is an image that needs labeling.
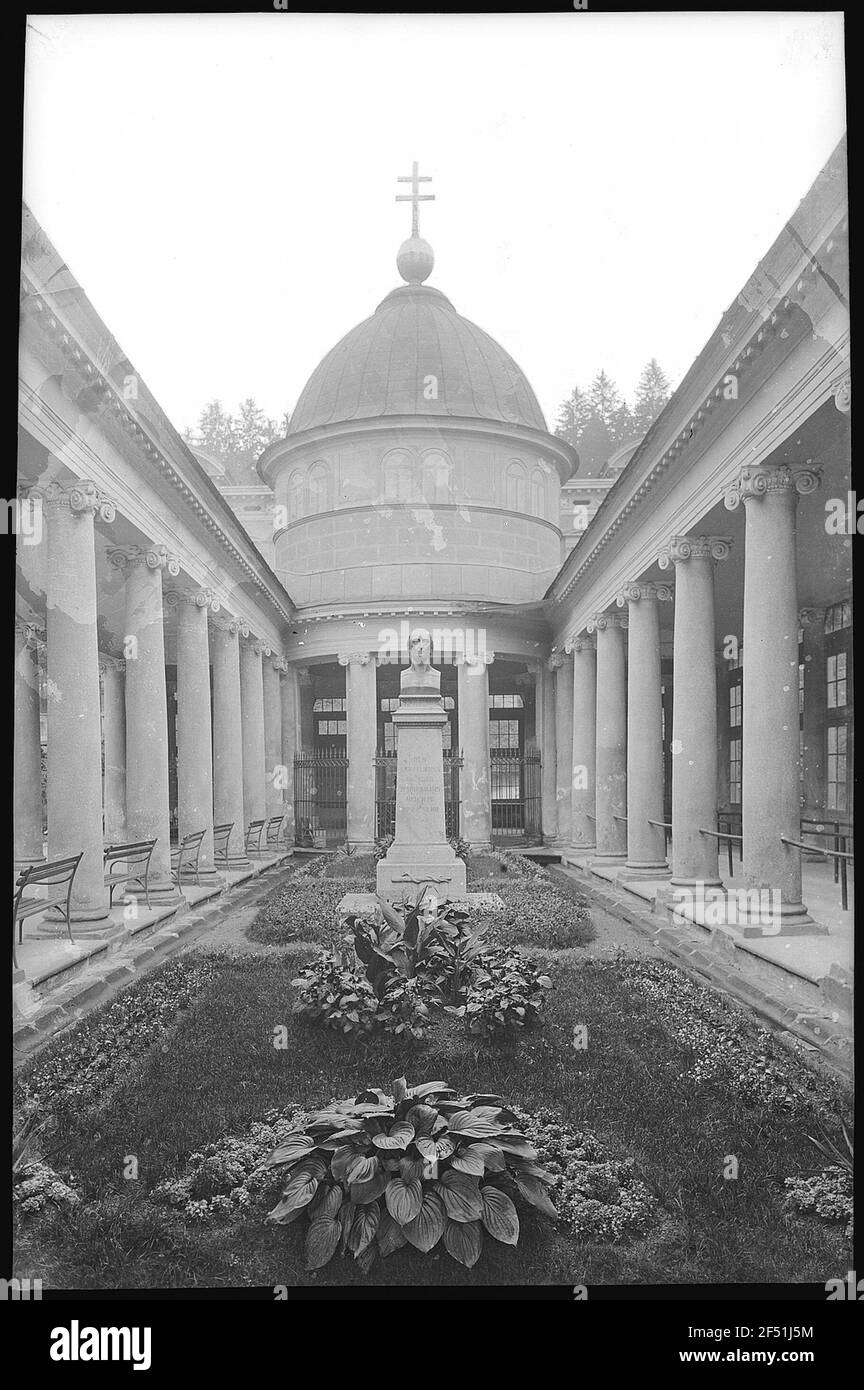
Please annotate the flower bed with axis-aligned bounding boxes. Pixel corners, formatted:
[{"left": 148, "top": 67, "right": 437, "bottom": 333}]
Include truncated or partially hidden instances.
[{"left": 471, "top": 879, "right": 594, "bottom": 949}]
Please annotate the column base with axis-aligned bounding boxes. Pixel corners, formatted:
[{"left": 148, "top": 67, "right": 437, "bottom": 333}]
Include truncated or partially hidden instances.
[
  {"left": 591, "top": 852, "right": 627, "bottom": 867},
  {"left": 620, "top": 862, "right": 670, "bottom": 881},
  {"left": 41, "top": 904, "right": 112, "bottom": 929},
  {"left": 347, "top": 840, "right": 376, "bottom": 854},
  {"left": 466, "top": 841, "right": 493, "bottom": 855}
]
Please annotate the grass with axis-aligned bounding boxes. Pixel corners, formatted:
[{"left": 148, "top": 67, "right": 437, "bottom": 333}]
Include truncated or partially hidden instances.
[
  {"left": 247, "top": 850, "right": 596, "bottom": 949},
  {"left": 14, "top": 945, "right": 851, "bottom": 1289}
]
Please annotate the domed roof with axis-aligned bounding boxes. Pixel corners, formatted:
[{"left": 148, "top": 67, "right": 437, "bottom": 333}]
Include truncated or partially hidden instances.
[{"left": 288, "top": 282, "right": 547, "bottom": 435}]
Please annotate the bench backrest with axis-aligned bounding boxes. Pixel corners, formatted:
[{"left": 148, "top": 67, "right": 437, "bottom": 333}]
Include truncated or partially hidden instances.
[
  {"left": 15, "top": 853, "right": 83, "bottom": 892},
  {"left": 104, "top": 840, "right": 157, "bottom": 866},
  {"left": 178, "top": 830, "right": 206, "bottom": 849}
]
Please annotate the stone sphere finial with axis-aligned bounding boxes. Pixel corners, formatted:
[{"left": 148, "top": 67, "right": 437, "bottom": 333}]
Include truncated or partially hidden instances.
[{"left": 397, "top": 236, "right": 434, "bottom": 285}]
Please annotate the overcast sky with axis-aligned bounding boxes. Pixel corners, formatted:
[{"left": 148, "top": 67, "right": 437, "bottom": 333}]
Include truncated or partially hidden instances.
[{"left": 24, "top": 11, "right": 846, "bottom": 437}]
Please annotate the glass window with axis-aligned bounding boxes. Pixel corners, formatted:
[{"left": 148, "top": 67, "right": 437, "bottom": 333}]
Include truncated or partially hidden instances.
[
  {"left": 422, "top": 451, "right": 452, "bottom": 504},
  {"left": 729, "top": 736, "right": 742, "bottom": 805},
  {"left": 827, "top": 652, "right": 847, "bottom": 709},
  {"left": 827, "top": 724, "right": 848, "bottom": 811},
  {"left": 489, "top": 694, "right": 524, "bottom": 709},
  {"left": 313, "top": 698, "right": 347, "bottom": 713},
  {"left": 308, "top": 463, "right": 329, "bottom": 514},
  {"left": 825, "top": 599, "right": 852, "bottom": 633},
  {"left": 490, "top": 718, "right": 520, "bottom": 750},
  {"left": 531, "top": 469, "right": 545, "bottom": 518},
  {"left": 505, "top": 462, "right": 527, "bottom": 512},
  {"left": 729, "top": 683, "right": 742, "bottom": 728}
]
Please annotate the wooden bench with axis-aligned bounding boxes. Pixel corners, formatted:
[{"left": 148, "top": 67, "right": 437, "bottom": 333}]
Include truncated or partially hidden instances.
[
  {"left": 265, "top": 814, "right": 287, "bottom": 850},
  {"left": 104, "top": 840, "right": 157, "bottom": 910},
  {"left": 245, "top": 819, "right": 267, "bottom": 857},
  {"left": 213, "top": 822, "right": 235, "bottom": 866},
  {"left": 170, "top": 829, "right": 207, "bottom": 886},
  {"left": 13, "top": 852, "right": 83, "bottom": 970}
]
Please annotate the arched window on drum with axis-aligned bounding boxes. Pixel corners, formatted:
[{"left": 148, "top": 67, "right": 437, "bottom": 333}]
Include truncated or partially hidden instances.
[
  {"left": 307, "top": 462, "right": 330, "bottom": 514},
  {"left": 287, "top": 470, "right": 304, "bottom": 522},
  {"left": 421, "top": 450, "right": 453, "bottom": 504},
  {"left": 383, "top": 451, "right": 417, "bottom": 502},
  {"left": 505, "top": 460, "right": 527, "bottom": 512},
  {"left": 531, "top": 468, "right": 546, "bottom": 518}
]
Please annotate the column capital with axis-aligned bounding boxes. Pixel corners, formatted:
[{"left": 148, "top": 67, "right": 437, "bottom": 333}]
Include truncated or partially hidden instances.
[
  {"left": 15, "top": 616, "right": 44, "bottom": 651},
  {"left": 564, "top": 633, "right": 596, "bottom": 654},
  {"left": 210, "top": 612, "right": 248, "bottom": 637},
  {"left": 29, "top": 478, "right": 116, "bottom": 522},
  {"left": 658, "top": 535, "right": 732, "bottom": 567},
  {"left": 798, "top": 605, "right": 826, "bottom": 629},
  {"left": 107, "top": 543, "right": 181, "bottom": 575},
  {"left": 586, "top": 612, "right": 628, "bottom": 633},
  {"left": 833, "top": 374, "right": 850, "bottom": 414},
  {"left": 724, "top": 463, "right": 822, "bottom": 510},
  {"left": 270, "top": 655, "right": 289, "bottom": 673},
  {"left": 242, "top": 637, "right": 272, "bottom": 658},
  {"left": 296, "top": 666, "right": 314, "bottom": 686},
  {"left": 164, "top": 585, "right": 222, "bottom": 613},
  {"left": 337, "top": 651, "right": 374, "bottom": 667},
  {"left": 616, "top": 581, "right": 673, "bottom": 606},
  {"left": 98, "top": 653, "right": 126, "bottom": 674},
  {"left": 547, "top": 651, "right": 570, "bottom": 671}
]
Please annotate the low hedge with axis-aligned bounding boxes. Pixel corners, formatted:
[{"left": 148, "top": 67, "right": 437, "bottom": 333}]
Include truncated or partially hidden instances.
[{"left": 471, "top": 879, "right": 594, "bottom": 949}]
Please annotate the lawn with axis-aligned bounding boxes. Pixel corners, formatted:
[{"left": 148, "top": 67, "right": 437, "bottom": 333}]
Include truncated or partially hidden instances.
[{"left": 13, "top": 882, "right": 853, "bottom": 1288}]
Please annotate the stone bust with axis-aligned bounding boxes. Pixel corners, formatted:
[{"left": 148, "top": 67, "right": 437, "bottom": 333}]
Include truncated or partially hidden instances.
[{"left": 400, "top": 627, "right": 441, "bottom": 692}]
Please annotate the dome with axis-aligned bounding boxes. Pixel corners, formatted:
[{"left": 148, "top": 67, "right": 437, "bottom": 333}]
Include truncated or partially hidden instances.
[{"left": 288, "top": 282, "right": 547, "bottom": 435}]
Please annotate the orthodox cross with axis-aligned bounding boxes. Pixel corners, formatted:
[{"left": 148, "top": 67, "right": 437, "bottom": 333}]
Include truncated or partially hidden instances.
[{"left": 396, "top": 161, "right": 434, "bottom": 238}]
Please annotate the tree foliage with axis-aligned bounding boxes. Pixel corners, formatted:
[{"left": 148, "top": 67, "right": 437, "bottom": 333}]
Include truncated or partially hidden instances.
[
  {"left": 183, "top": 397, "right": 291, "bottom": 480},
  {"left": 554, "top": 360, "right": 671, "bottom": 475}
]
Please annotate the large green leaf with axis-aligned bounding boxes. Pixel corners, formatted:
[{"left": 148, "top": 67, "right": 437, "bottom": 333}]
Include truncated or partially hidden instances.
[
  {"left": 305, "top": 1218, "right": 340, "bottom": 1270},
  {"left": 447, "top": 1111, "right": 506, "bottom": 1139},
  {"left": 514, "top": 1173, "right": 558, "bottom": 1219},
  {"left": 338, "top": 1200, "right": 357, "bottom": 1253},
  {"left": 330, "top": 1145, "right": 364, "bottom": 1182},
  {"left": 470, "top": 1143, "right": 507, "bottom": 1172},
  {"left": 450, "top": 1146, "right": 485, "bottom": 1177},
  {"left": 350, "top": 1170, "right": 388, "bottom": 1205},
  {"left": 404, "top": 1104, "right": 438, "bottom": 1136},
  {"left": 259, "top": 1134, "right": 316, "bottom": 1170},
  {"left": 267, "top": 1165, "right": 322, "bottom": 1222},
  {"left": 414, "top": 1135, "right": 438, "bottom": 1163},
  {"left": 345, "top": 1153, "right": 379, "bottom": 1185},
  {"left": 384, "top": 1177, "right": 423, "bottom": 1226},
  {"left": 443, "top": 1219, "right": 484, "bottom": 1268},
  {"left": 348, "top": 1203, "right": 380, "bottom": 1255},
  {"left": 434, "top": 1135, "right": 456, "bottom": 1161},
  {"left": 436, "top": 1171, "right": 483, "bottom": 1223},
  {"left": 480, "top": 1186, "right": 520, "bottom": 1245},
  {"left": 372, "top": 1122, "right": 415, "bottom": 1150},
  {"left": 376, "top": 1209, "right": 408, "bottom": 1257},
  {"left": 484, "top": 1135, "right": 539, "bottom": 1160},
  {"left": 311, "top": 1183, "right": 343, "bottom": 1221},
  {"left": 402, "top": 1192, "right": 447, "bottom": 1252},
  {"left": 408, "top": 1081, "right": 452, "bottom": 1100},
  {"left": 400, "top": 1155, "right": 425, "bottom": 1182}
]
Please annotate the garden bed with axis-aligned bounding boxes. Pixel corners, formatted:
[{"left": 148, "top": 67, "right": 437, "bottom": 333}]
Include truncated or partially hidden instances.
[{"left": 13, "top": 945, "right": 852, "bottom": 1288}]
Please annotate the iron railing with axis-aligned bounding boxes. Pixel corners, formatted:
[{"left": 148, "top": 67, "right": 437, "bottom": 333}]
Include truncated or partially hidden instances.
[
  {"left": 374, "top": 749, "right": 463, "bottom": 840},
  {"left": 490, "top": 749, "right": 541, "bottom": 840},
  {"left": 294, "top": 750, "right": 348, "bottom": 847}
]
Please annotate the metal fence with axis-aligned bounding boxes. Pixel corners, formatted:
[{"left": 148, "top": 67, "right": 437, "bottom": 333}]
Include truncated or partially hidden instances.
[
  {"left": 490, "top": 749, "right": 542, "bottom": 840},
  {"left": 294, "top": 751, "right": 348, "bottom": 846},
  {"left": 374, "top": 749, "right": 462, "bottom": 841}
]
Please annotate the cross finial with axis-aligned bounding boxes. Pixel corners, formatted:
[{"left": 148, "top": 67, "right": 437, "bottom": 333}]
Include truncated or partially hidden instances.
[{"left": 396, "top": 161, "right": 434, "bottom": 238}]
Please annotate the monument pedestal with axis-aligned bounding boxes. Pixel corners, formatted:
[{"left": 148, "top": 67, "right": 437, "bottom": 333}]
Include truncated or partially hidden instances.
[{"left": 376, "top": 686, "right": 466, "bottom": 903}]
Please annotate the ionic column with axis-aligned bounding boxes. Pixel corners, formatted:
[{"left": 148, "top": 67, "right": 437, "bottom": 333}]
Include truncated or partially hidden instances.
[
  {"left": 618, "top": 582, "right": 672, "bottom": 876},
  {"left": 239, "top": 636, "right": 267, "bottom": 828},
  {"left": 725, "top": 464, "right": 822, "bottom": 923},
  {"left": 456, "top": 651, "right": 494, "bottom": 851},
  {"left": 210, "top": 616, "right": 249, "bottom": 865},
  {"left": 171, "top": 589, "right": 218, "bottom": 875},
  {"left": 540, "top": 659, "right": 558, "bottom": 843},
  {"left": 799, "top": 607, "right": 827, "bottom": 815},
  {"left": 263, "top": 654, "right": 284, "bottom": 819},
  {"left": 39, "top": 480, "right": 115, "bottom": 921},
  {"left": 658, "top": 535, "right": 730, "bottom": 887},
  {"left": 100, "top": 655, "right": 127, "bottom": 844},
  {"left": 568, "top": 635, "right": 596, "bottom": 850},
  {"left": 587, "top": 612, "right": 628, "bottom": 863},
  {"left": 339, "top": 652, "right": 377, "bottom": 850},
  {"left": 14, "top": 618, "right": 44, "bottom": 865},
  {"left": 109, "top": 544, "right": 179, "bottom": 899},
  {"left": 550, "top": 651, "right": 573, "bottom": 845},
  {"left": 280, "top": 663, "right": 300, "bottom": 845}
]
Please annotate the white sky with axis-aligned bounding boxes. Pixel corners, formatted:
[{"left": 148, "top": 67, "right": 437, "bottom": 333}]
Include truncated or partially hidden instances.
[{"left": 23, "top": 11, "right": 846, "bottom": 436}]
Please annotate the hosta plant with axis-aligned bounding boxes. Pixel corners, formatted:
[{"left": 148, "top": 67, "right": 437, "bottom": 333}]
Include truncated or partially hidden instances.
[{"left": 261, "top": 1077, "right": 557, "bottom": 1272}]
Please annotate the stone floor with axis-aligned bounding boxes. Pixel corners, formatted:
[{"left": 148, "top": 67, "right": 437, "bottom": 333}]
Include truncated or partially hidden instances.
[{"left": 561, "top": 845, "right": 855, "bottom": 1011}]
